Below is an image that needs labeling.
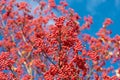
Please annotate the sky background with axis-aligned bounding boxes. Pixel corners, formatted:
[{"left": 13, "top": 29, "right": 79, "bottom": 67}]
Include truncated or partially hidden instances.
[{"left": 65, "top": 0, "right": 120, "bottom": 37}]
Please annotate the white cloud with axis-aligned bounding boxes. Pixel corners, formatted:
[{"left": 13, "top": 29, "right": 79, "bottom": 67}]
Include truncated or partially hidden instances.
[{"left": 86, "top": 0, "right": 106, "bottom": 15}]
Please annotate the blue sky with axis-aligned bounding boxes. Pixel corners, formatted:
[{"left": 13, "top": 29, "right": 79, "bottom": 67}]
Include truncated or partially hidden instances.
[{"left": 64, "top": 0, "right": 120, "bottom": 37}]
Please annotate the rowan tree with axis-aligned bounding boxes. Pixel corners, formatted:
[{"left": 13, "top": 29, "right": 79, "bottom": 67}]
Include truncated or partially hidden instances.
[{"left": 0, "top": 0, "right": 120, "bottom": 80}]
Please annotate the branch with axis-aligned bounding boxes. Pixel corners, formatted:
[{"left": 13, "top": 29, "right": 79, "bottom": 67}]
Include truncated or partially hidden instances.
[{"left": 42, "top": 52, "right": 56, "bottom": 66}]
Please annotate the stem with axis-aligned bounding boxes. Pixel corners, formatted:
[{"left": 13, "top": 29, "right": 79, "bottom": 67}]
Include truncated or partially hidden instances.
[
  {"left": 9, "top": 66, "right": 19, "bottom": 80},
  {"left": 86, "top": 66, "right": 94, "bottom": 80},
  {"left": 42, "top": 52, "right": 56, "bottom": 66},
  {"left": 11, "top": 34, "right": 33, "bottom": 77},
  {"left": 58, "top": 27, "right": 62, "bottom": 68},
  {"left": 0, "top": 14, "right": 5, "bottom": 28}
]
